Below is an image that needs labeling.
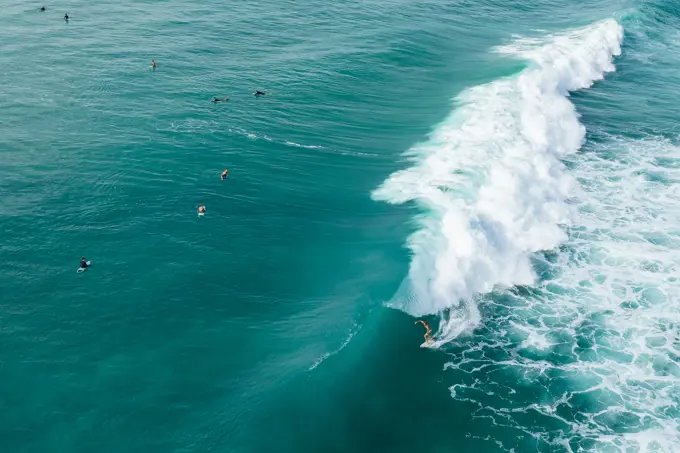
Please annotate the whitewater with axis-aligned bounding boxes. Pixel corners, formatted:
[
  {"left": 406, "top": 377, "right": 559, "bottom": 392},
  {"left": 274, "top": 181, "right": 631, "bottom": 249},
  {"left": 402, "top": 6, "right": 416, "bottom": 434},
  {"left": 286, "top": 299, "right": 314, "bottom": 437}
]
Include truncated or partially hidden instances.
[
  {"left": 373, "top": 19, "right": 624, "bottom": 335},
  {"left": 375, "top": 17, "right": 680, "bottom": 452}
]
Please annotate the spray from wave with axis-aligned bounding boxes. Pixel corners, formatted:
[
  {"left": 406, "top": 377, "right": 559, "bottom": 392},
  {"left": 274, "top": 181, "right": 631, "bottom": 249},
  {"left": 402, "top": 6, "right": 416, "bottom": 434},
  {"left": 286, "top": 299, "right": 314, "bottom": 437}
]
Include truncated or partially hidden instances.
[{"left": 373, "top": 19, "right": 624, "bottom": 342}]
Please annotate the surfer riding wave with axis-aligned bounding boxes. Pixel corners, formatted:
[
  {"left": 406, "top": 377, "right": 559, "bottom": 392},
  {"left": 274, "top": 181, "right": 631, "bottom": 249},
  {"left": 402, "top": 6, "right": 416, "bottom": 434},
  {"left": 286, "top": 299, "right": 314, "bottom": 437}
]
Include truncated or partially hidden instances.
[{"left": 415, "top": 320, "right": 434, "bottom": 345}]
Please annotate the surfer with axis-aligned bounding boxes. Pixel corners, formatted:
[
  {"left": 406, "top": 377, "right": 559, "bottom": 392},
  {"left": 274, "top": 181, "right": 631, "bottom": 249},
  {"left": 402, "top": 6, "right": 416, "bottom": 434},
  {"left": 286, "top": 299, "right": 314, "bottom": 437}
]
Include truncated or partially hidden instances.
[
  {"left": 64, "top": 13, "right": 69, "bottom": 20},
  {"left": 151, "top": 59, "right": 157, "bottom": 69},
  {"left": 415, "top": 320, "right": 434, "bottom": 345},
  {"left": 39, "top": 6, "right": 46, "bottom": 12},
  {"left": 212, "top": 97, "right": 229, "bottom": 102},
  {"left": 79, "top": 257, "right": 89, "bottom": 270},
  {"left": 254, "top": 91, "right": 265, "bottom": 97},
  {"left": 198, "top": 205, "right": 206, "bottom": 215},
  {"left": 221, "top": 168, "right": 228, "bottom": 180}
]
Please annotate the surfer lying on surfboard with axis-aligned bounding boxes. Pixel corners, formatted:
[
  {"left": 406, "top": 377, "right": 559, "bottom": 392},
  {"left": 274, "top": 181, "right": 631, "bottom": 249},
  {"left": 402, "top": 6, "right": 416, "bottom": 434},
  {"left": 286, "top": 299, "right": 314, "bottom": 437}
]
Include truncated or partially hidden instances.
[{"left": 415, "top": 320, "right": 434, "bottom": 345}]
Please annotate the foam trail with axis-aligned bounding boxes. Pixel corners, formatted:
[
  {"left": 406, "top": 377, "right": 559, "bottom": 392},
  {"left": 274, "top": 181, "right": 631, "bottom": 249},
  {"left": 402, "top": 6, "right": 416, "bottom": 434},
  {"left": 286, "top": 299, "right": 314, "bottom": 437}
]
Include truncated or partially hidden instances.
[
  {"left": 373, "top": 20, "right": 623, "bottom": 340},
  {"left": 308, "top": 323, "right": 362, "bottom": 371},
  {"left": 443, "top": 136, "right": 680, "bottom": 453},
  {"left": 284, "top": 141, "right": 324, "bottom": 150}
]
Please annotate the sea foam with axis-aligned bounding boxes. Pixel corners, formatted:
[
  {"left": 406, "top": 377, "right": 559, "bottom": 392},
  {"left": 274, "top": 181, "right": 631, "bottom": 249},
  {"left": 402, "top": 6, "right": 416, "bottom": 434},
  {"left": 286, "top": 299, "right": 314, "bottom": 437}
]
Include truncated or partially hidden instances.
[{"left": 373, "top": 19, "right": 624, "bottom": 341}]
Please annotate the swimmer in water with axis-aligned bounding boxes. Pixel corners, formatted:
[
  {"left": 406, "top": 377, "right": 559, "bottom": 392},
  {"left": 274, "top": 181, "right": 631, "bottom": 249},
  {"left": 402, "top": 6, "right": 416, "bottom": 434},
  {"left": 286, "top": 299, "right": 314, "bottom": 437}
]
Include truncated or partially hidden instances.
[
  {"left": 79, "top": 257, "right": 89, "bottom": 269},
  {"left": 254, "top": 91, "right": 265, "bottom": 96},
  {"left": 39, "top": 7, "right": 46, "bottom": 12},
  {"left": 221, "top": 168, "right": 229, "bottom": 180},
  {"left": 415, "top": 320, "right": 434, "bottom": 345},
  {"left": 212, "top": 97, "right": 230, "bottom": 102},
  {"left": 151, "top": 60, "right": 157, "bottom": 69},
  {"left": 198, "top": 205, "right": 206, "bottom": 215},
  {"left": 64, "top": 13, "right": 69, "bottom": 20}
]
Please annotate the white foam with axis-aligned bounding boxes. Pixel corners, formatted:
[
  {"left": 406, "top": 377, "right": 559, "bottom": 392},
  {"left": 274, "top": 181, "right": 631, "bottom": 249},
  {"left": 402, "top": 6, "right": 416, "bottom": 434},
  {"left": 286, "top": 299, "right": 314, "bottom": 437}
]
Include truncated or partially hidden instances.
[
  {"left": 164, "top": 119, "right": 221, "bottom": 134},
  {"left": 228, "top": 127, "right": 325, "bottom": 150},
  {"left": 373, "top": 20, "right": 623, "bottom": 341},
  {"left": 284, "top": 141, "right": 324, "bottom": 150},
  {"left": 557, "top": 136, "right": 680, "bottom": 452},
  {"left": 443, "top": 136, "right": 680, "bottom": 452},
  {"left": 373, "top": 16, "right": 680, "bottom": 452},
  {"left": 308, "top": 322, "right": 362, "bottom": 371},
  {"left": 228, "top": 127, "right": 274, "bottom": 142}
]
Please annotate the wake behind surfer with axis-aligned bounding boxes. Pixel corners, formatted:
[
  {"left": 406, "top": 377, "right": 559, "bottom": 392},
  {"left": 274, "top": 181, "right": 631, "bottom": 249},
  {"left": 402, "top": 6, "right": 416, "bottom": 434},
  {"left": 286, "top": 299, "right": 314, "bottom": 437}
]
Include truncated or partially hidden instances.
[{"left": 415, "top": 320, "right": 434, "bottom": 345}]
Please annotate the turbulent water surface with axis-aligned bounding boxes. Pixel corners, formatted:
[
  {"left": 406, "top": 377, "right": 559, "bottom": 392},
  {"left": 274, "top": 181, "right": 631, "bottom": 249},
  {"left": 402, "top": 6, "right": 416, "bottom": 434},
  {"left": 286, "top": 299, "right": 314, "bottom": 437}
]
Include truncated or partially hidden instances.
[{"left": 1, "top": 0, "right": 679, "bottom": 452}]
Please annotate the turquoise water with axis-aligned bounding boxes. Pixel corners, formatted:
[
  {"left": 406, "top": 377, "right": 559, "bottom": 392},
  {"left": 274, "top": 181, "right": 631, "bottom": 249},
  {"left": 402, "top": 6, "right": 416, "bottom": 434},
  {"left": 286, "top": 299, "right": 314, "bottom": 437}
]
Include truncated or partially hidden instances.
[{"left": 2, "top": 0, "right": 679, "bottom": 452}]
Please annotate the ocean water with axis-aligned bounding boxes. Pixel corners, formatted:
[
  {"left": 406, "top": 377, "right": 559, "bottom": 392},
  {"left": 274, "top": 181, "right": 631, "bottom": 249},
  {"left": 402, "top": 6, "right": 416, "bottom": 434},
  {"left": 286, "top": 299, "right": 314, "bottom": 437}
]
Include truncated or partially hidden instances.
[{"left": 1, "top": 0, "right": 679, "bottom": 452}]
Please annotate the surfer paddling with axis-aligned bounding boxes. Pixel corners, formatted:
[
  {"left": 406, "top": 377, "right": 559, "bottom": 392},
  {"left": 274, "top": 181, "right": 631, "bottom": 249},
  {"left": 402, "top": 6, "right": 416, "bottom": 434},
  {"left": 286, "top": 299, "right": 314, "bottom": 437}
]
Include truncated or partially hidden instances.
[
  {"left": 415, "top": 320, "right": 434, "bottom": 345},
  {"left": 221, "top": 168, "right": 228, "bottom": 180}
]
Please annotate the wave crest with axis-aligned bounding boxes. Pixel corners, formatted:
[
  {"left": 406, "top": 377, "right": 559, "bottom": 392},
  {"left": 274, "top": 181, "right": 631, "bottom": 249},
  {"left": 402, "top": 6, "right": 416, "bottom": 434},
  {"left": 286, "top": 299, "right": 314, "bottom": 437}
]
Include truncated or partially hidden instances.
[{"left": 372, "top": 20, "right": 624, "bottom": 340}]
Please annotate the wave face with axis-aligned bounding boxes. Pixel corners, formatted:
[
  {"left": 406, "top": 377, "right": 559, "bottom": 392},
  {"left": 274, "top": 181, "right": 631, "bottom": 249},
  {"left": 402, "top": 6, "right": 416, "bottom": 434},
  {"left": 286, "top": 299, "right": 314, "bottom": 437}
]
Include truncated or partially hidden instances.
[
  {"left": 373, "top": 20, "right": 624, "bottom": 340},
  {"left": 376, "top": 15, "right": 680, "bottom": 452}
]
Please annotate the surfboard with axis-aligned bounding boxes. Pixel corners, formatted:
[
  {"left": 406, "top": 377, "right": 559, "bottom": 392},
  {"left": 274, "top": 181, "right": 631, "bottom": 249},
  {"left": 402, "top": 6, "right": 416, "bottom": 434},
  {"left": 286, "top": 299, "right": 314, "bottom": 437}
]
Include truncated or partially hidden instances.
[
  {"left": 77, "top": 261, "right": 92, "bottom": 273},
  {"left": 198, "top": 212, "right": 205, "bottom": 217},
  {"left": 420, "top": 339, "right": 440, "bottom": 348}
]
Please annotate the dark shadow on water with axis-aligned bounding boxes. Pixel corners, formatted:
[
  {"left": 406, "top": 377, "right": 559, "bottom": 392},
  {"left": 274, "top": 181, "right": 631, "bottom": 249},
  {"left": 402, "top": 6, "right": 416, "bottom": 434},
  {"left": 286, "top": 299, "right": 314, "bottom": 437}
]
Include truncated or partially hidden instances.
[{"left": 244, "top": 308, "right": 552, "bottom": 453}]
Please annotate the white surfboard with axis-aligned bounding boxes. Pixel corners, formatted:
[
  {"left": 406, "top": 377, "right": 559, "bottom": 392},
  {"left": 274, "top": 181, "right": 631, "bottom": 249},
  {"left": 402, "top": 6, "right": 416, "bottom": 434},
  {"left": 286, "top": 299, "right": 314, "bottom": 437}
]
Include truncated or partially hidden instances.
[
  {"left": 420, "top": 338, "right": 442, "bottom": 349},
  {"left": 77, "top": 261, "right": 92, "bottom": 273}
]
